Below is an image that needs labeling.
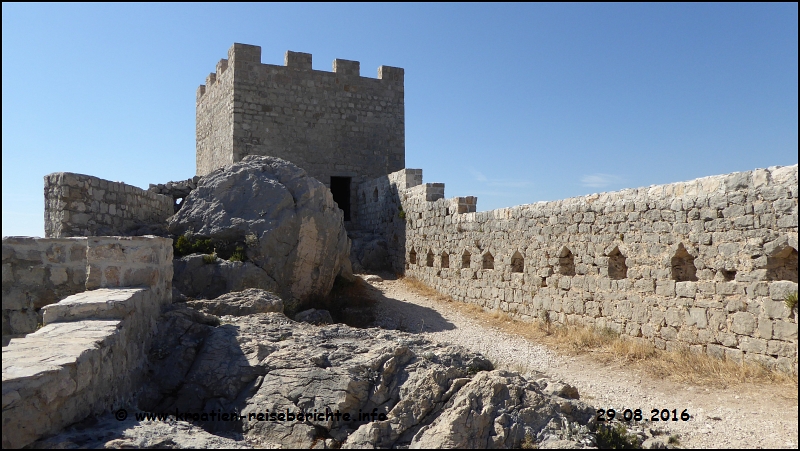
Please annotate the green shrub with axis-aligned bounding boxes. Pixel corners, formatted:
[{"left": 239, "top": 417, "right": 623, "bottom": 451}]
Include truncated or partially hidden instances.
[
  {"left": 230, "top": 246, "right": 245, "bottom": 262},
  {"left": 174, "top": 235, "right": 193, "bottom": 256},
  {"left": 174, "top": 233, "right": 215, "bottom": 257},
  {"left": 785, "top": 292, "right": 798, "bottom": 311}
]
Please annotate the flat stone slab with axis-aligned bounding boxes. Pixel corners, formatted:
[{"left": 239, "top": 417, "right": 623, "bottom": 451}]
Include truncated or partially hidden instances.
[
  {"left": 41, "top": 288, "right": 147, "bottom": 325},
  {"left": 2, "top": 320, "right": 120, "bottom": 383}
]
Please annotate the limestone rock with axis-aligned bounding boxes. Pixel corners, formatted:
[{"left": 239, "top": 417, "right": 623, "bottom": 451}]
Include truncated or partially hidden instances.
[
  {"left": 294, "top": 308, "right": 334, "bottom": 325},
  {"left": 173, "top": 254, "right": 278, "bottom": 300},
  {"left": 188, "top": 289, "right": 283, "bottom": 316},
  {"left": 30, "top": 416, "right": 255, "bottom": 449},
  {"left": 168, "top": 156, "right": 350, "bottom": 311}
]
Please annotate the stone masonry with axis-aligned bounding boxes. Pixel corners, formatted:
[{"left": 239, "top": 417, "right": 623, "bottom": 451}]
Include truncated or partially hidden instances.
[
  {"left": 196, "top": 43, "right": 405, "bottom": 225},
  {"left": 2, "top": 236, "right": 172, "bottom": 448},
  {"left": 2, "top": 237, "right": 88, "bottom": 340},
  {"left": 45, "top": 172, "right": 173, "bottom": 238},
  {"left": 356, "top": 165, "right": 799, "bottom": 371},
  {"left": 2, "top": 236, "right": 172, "bottom": 341}
]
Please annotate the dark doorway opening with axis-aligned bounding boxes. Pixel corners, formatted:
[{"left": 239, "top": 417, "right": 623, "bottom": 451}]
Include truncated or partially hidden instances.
[{"left": 330, "top": 177, "right": 351, "bottom": 221}]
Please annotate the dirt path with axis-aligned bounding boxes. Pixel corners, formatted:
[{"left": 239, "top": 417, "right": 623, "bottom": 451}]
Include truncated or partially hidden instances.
[{"left": 363, "top": 276, "right": 798, "bottom": 449}]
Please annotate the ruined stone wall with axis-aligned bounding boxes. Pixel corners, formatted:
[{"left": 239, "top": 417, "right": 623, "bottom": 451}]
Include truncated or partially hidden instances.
[
  {"left": 359, "top": 165, "right": 799, "bottom": 371},
  {"left": 45, "top": 172, "right": 173, "bottom": 238},
  {"left": 196, "top": 43, "right": 405, "bottom": 224},
  {"left": 1, "top": 236, "right": 172, "bottom": 341},
  {"left": 2, "top": 237, "right": 88, "bottom": 338},
  {"left": 2, "top": 288, "right": 165, "bottom": 448}
]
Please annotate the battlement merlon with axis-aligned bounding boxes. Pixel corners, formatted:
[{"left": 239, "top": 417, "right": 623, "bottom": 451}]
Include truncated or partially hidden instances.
[{"left": 197, "top": 43, "right": 405, "bottom": 99}]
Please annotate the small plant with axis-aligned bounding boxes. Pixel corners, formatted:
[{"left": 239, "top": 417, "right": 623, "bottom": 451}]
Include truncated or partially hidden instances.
[
  {"left": 595, "top": 423, "right": 639, "bottom": 449},
  {"left": 203, "top": 250, "right": 217, "bottom": 264},
  {"left": 520, "top": 432, "right": 537, "bottom": 449},
  {"left": 785, "top": 292, "right": 798, "bottom": 316},
  {"left": 229, "top": 246, "right": 245, "bottom": 262},
  {"left": 174, "top": 232, "right": 214, "bottom": 257}
]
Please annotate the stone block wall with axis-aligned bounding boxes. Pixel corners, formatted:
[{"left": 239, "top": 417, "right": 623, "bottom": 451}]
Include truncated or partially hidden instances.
[
  {"left": 85, "top": 236, "right": 173, "bottom": 304},
  {"left": 2, "top": 237, "right": 87, "bottom": 338},
  {"left": 2, "top": 236, "right": 172, "bottom": 342},
  {"left": 196, "top": 43, "right": 405, "bottom": 225},
  {"left": 45, "top": 172, "right": 173, "bottom": 238},
  {"left": 359, "top": 165, "right": 798, "bottom": 371}
]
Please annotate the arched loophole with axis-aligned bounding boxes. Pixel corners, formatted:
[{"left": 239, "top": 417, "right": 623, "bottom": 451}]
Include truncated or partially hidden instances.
[
  {"left": 608, "top": 247, "right": 627, "bottom": 280},
  {"left": 482, "top": 252, "right": 494, "bottom": 270},
  {"left": 671, "top": 244, "right": 698, "bottom": 282},
  {"left": 557, "top": 247, "right": 575, "bottom": 276},
  {"left": 511, "top": 251, "right": 524, "bottom": 273},
  {"left": 462, "top": 250, "right": 471, "bottom": 269}
]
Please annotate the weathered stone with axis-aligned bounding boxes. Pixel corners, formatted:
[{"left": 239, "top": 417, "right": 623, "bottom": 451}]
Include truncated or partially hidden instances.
[
  {"left": 772, "top": 320, "right": 798, "bottom": 341},
  {"left": 173, "top": 255, "right": 278, "bottom": 300},
  {"left": 293, "top": 308, "right": 334, "bottom": 325},
  {"left": 168, "top": 156, "right": 350, "bottom": 312},
  {"left": 187, "top": 289, "right": 283, "bottom": 316},
  {"left": 730, "top": 312, "right": 756, "bottom": 335}
]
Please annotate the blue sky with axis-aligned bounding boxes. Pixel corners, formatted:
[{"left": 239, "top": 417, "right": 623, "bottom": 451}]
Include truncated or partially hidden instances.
[{"left": 2, "top": 3, "right": 797, "bottom": 237}]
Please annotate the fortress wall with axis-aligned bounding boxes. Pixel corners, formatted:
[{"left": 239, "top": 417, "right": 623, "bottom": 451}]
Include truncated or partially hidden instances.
[
  {"left": 2, "top": 289, "right": 162, "bottom": 448},
  {"left": 361, "top": 165, "right": 799, "bottom": 370},
  {"left": 1, "top": 236, "right": 172, "bottom": 342},
  {"left": 1, "top": 236, "right": 172, "bottom": 447},
  {"left": 44, "top": 172, "right": 173, "bottom": 238},
  {"left": 196, "top": 43, "right": 405, "bottom": 224},
  {"left": 196, "top": 55, "right": 235, "bottom": 177},
  {"left": 2, "top": 237, "right": 88, "bottom": 338}
]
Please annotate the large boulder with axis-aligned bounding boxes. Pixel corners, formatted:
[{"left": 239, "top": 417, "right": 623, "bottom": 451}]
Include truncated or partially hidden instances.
[{"left": 168, "top": 156, "right": 350, "bottom": 311}]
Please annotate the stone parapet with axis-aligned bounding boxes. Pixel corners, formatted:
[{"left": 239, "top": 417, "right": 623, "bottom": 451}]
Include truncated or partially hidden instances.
[
  {"left": 2, "top": 236, "right": 171, "bottom": 343},
  {"left": 45, "top": 172, "right": 173, "bottom": 238},
  {"left": 2, "top": 237, "right": 87, "bottom": 338}
]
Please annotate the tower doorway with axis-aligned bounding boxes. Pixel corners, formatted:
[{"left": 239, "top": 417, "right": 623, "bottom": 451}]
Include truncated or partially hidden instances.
[{"left": 330, "top": 176, "right": 351, "bottom": 221}]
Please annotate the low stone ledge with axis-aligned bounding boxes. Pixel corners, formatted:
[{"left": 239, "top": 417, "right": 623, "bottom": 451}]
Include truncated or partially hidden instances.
[
  {"left": 41, "top": 288, "right": 146, "bottom": 325},
  {"left": 2, "top": 286, "right": 162, "bottom": 448}
]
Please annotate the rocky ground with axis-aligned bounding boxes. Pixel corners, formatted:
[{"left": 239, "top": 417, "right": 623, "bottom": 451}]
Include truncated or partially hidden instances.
[{"left": 366, "top": 275, "right": 799, "bottom": 450}]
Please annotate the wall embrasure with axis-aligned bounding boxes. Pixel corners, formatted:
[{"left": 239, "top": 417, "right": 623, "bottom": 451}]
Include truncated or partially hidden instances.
[{"left": 358, "top": 165, "right": 799, "bottom": 371}]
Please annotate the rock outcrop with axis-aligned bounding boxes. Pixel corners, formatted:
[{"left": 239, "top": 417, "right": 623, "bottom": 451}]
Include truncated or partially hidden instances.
[
  {"left": 36, "top": 289, "right": 599, "bottom": 449},
  {"left": 168, "top": 156, "right": 350, "bottom": 311},
  {"left": 187, "top": 288, "right": 283, "bottom": 317}
]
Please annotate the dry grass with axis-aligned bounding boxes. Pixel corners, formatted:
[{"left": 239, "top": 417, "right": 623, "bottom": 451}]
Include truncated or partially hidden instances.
[{"left": 399, "top": 276, "right": 798, "bottom": 390}]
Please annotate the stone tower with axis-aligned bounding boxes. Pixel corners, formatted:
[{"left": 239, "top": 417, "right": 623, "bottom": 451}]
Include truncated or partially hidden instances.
[{"left": 196, "top": 43, "right": 405, "bottom": 225}]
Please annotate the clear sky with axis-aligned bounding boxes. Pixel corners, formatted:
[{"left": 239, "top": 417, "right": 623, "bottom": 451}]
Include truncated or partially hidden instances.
[{"left": 2, "top": 3, "right": 797, "bottom": 237}]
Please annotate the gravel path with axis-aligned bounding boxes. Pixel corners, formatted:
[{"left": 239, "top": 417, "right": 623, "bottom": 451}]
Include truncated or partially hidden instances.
[{"left": 366, "top": 276, "right": 799, "bottom": 449}]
